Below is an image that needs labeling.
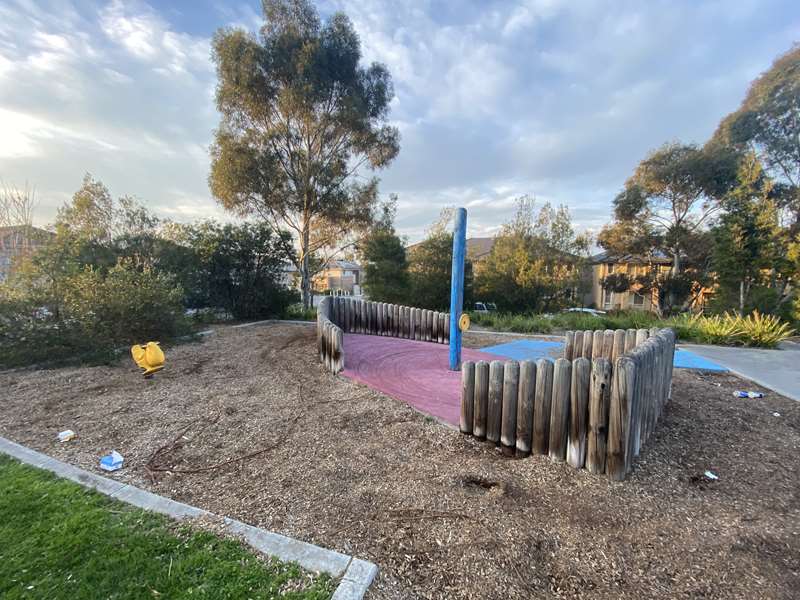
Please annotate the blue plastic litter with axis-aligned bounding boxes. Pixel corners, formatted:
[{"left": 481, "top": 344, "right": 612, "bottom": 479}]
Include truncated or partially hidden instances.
[{"left": 100, "top": 451, "right": 124, "bottom": 472}]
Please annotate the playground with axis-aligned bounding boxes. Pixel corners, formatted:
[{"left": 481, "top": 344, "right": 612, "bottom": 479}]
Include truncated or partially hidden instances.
[{"left": 1, "top": 322, "right": 798, "bottom": 599}]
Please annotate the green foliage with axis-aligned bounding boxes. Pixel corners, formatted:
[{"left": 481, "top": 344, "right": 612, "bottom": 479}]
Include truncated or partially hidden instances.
[
  {"left": 474, "top": 197, "right": 590, "bottom": 313},
  {"left": 670, "top": 311, "right": 794, "bottom": 347},
  {"left": 408, "top": 230, "right": 473, "bottom": 310},
  {"left": 709, "top": 45, "right": 800, "bottom": 221},
  {"left": 0, "top": 455, "right": 334, "bottom": 599},
  {"left": 209, "top": 0, "right": 399, "bottom": 306},
  {"left": 283, "top": 303, "right": 317, "bottom": 321},
  {"left": 711, "top": 153, "right": 786, "bottom": 313},
  {"left": 361, "top": 207, "right": 409, "bottom": 304},
  {"left": 0, "top": 260, "right": 190, "bottom": 368},
  {"left": 178, "top": 222, "right": 298, "bottom": 320},
  {"left": 471, "top": 308, "right": 793, "bottom": 347}
]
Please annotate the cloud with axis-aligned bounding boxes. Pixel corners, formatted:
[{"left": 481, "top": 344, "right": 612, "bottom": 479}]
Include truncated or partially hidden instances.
[{"left": 0, "top": 0, "right": 218, "bottom": 224}]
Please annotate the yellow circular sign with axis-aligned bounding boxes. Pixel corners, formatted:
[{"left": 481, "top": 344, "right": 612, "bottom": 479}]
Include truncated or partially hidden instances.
[{"left": 458, "top": 313, "right": 470, "bottom": 332}]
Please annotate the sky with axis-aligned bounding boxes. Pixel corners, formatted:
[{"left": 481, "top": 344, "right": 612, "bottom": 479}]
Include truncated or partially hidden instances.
[{"left": 0, "top": 0, "right": 798, "bottom": 242}]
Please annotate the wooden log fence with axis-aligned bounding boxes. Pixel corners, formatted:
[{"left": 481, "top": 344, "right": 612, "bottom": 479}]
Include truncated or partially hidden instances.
[
  {"left": 460, "top": 327, "right": 676, "bottom": 481},
  {"left": 316, "top": 296, "right": 451, "bottom": 374}
]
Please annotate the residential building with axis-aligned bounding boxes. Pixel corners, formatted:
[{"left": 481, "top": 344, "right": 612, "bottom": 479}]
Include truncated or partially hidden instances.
[
  {"left": 312, "top": 259, "right": 364, "bottom": 295},
  {"left": 589, "top": 251, "right": 711, "bottom": 313},
  {"left": 0, "top": 225, "right": 51, "bottom": 282}
]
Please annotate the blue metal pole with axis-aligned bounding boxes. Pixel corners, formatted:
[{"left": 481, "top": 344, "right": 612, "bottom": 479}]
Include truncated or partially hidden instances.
[{"left": 449, "top": 208, "right": 467, "bottom": 370}]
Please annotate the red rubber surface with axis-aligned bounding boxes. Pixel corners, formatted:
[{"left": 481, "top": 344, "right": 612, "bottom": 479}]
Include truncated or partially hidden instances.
[{"left": 340, "top": 334, "right": 501, "bottom": 426}]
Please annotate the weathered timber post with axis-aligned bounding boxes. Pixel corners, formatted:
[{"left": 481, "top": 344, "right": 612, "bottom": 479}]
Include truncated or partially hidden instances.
[
  {"left": 501, "top": 361, "right": 519, "bottom": 456},
  {"left": 548, "top": 358, "right": 572, "bottom": 462},
  {"left": 532, "top": 359, "right": 554, "bottom": 455},
  {"left": 587, "top": 358, "right": 611, "bottom": 474},
  {"left": 460, "top": 361, "right": 476, "bottom": 434},
  {"left": 567, "top": 357, "right": 591, "bottom": 469},
  {"left": 516, "top": 360, "right": 536, "bottom": 457}
]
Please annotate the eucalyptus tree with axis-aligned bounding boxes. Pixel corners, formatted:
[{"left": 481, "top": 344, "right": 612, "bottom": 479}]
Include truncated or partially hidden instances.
[{"left": 209, "top": 0, "right": 400, "bottom": 307}]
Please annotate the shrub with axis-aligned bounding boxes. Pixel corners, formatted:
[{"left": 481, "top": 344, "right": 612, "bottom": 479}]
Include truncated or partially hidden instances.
[
  {"left": 667, "top": 311, "right": 794, "bottom": 347},
  {"left": 0, "top": 261, "right": 190, "bottom": 369}
]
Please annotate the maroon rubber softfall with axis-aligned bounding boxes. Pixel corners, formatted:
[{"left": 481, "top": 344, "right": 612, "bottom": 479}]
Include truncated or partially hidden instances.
[{"left": 340, "top": 334, "right": 501, "bottom": 426}]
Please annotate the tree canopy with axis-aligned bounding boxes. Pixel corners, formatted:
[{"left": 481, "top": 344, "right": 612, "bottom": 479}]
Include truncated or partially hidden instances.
[
  {"left": 209, "top": 0, "right": 399, "bottom": 307},
  {"left": 709, "top": 45, "right": 800, "bottom": 228}
]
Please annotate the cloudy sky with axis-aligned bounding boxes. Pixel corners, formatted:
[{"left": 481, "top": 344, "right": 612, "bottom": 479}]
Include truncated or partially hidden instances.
[{"left": 1, "top": 0, "right": 798, "bottom": 242}]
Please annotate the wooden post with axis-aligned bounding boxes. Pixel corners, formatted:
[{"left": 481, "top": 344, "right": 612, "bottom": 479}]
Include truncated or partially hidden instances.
[
  {"left": 567, "top": 357, "right": 591, "bottom": 469},
  {"left": 410, "top": 308, "right": 417, "bottom": 340},
  {"left": 323, "top": 321, "right": 331, "bottom": 371},
  {"left": 607, "top": 356, "right": 636, "bottom": 481},
  {"left": 602, "top": 329, "right": 614, "bottom": 360},
  {"left": 423, "top": 309, "right": 431, "bottom": 341},
  {"left": 533, "top": 359, "right": 554, "bottom": 455},
  {"left": 592, "top": 330, "right": 604, "bottom": 360},
  {"left": 564, "top": 331, "right": 575, "bottom": 361},
  {"left": 516, "top": 360, "right": 536, "bottom": 457},
  {"left": 396, "top": 304, "right": 402, "bottom": 337},
  {"left": 548, "top": 358, "right": 571, "bottom": 462},
  {"left": 573, "top": 331, "right": 583, "bottom": 361},
  {"left": 587, "top": 358, "right": 611, "bottom": 474},
  {"left": 460, "top": 361, "right": 475, "bottom": 434},
  {"left": 624, "top": 328, "right": 637, "bottom": 352},
  {"left": 402, "top": 306, "right": 409, "bottom": 338},
  {"left": 487, "top": 361, "right": 504, "bottom": 444},
  {"left": 501, "top": 361, "right": 519, "bottom": 456},
  {"left": 473, "top": 361, "right": 489, "bottom": 439},
  {"left": 582, "top": 330, "right": 594, "bottom": 359},
  {"left": 432, "top": 309, "right": 439, "bottom": 343},
  {"left": 443, "top": 313, "right": 450, "bottom": 343},
  {"left": 333, "top": 327, "right": 343, "bottom": 374},
  {"left": 612, "top": 329, "right": 626, "bottom": 362},
  {"left": 636, "top": 328, "right": 649, "bottom": 347}
]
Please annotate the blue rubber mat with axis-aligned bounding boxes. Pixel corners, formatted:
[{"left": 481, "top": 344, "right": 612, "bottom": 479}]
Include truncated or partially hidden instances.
[
  {"left": 480, "top": 339, "right": 564, "bottom": 362},
  {"left": 673, "top": 348, "right": 728, "bottom": 371},
  {"left": 479, "top": 339, "right": 729, "bottom": 372}
]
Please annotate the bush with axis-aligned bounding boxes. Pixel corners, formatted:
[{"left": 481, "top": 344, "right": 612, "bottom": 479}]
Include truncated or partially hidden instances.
[
  {"left": 667, "top": 311, "right": 794, "bottom": 347},
  {"left": 0, "top": 261, "right": 190, "bottom": 368}
]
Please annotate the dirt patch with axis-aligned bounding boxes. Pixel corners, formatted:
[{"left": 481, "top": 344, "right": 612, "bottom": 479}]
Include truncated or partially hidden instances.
[{"left": 1, "top": 322, "right": 798, "bottom": 599}]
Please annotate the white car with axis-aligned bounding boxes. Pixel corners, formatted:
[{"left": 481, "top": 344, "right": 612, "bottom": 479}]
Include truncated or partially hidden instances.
[
  {"left": 473, "top": 302, "right": 497, "bottom": 314},
  {"left": 561, "top": 307, "right": 607, "bottom": 316}
]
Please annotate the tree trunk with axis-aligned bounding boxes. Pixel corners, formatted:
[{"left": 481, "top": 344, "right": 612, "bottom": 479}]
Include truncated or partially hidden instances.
[
  {"left": 667, "top": 251, "right": 681, "bottom": 312},
  {"left": 300, "top": 221, "right": 311, "bottom": 310},
  {"left": 739, "top": 280, "right": 745, "bottom": 315}
]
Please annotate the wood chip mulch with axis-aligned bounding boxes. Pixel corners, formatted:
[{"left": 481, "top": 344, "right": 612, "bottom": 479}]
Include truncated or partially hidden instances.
[{"left": 1, "top": 323, "right": 798, "bottom": 599}]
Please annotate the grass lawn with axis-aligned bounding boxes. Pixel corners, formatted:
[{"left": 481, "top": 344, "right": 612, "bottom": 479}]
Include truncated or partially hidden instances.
[{"left": 0, "top": 455, "right": 334, "bottom": 600}]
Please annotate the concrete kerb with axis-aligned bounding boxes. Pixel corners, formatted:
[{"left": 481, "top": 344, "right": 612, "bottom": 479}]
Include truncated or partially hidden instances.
[{"left": 0, "top": 436, "right": 377, "bottom": 599}]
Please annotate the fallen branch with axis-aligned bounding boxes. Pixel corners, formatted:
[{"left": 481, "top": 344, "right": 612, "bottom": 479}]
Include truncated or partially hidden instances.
[{"left": 145, "top": 413, "right": 300, "bottom": 476}]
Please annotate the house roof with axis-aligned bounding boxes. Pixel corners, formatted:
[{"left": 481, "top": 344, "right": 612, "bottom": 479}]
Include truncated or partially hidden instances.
[
  {"left": 466, "top": 237, "right": 494, "bottom": 260},
  {"left": 407, "top": 237, "right": 495, "bottom": 259},
  {"left": 324, "top": 259, "right": 361, "bottom": 270},
  {"left": 590, "top": 250, "right": 672, "bottom": 265}
]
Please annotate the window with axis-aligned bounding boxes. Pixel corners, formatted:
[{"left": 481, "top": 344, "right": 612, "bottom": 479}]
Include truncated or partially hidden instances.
[
  {"left": 602, "top": 288, "right": 613, "bottom": 307},
  {"left": 632, "top": 293, "right": 645, "bottom": 306}
]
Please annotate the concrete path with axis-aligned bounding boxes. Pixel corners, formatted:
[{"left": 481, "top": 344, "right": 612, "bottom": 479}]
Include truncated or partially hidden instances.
[{"left": 678, "top": 341, "right": 800, "bottom": 401}]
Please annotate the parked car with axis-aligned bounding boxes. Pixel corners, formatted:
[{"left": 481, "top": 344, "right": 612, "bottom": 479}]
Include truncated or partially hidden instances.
[
  {"left": 561, "top": 307, "right": 607, "bottom": 316},
  {"left": 473, "top": 302, "right": 497, "bottom": 314}
]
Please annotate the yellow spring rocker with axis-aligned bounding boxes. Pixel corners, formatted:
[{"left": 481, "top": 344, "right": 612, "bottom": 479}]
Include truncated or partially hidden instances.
[{"left": 131, "top": 342, "right": 165, "bottom": 377}]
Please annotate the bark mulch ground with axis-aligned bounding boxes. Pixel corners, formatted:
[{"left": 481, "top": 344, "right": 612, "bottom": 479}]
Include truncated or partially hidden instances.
[{"left": 1, "top": 323, "right": 798, "bottom": 599}]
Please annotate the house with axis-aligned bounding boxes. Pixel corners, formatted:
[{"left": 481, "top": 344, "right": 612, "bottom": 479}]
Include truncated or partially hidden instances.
[
  {"left": 0, "top": 225, "right": 51, "bottom": 282},
  {"left": 312, "top": 259, "right": 364, "bottom": 295},
  {"left": 589, "top": 251, "right": 712, "bottom": 313}
]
